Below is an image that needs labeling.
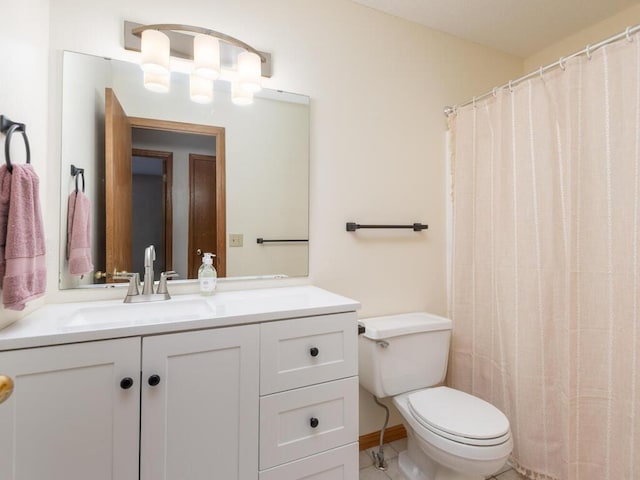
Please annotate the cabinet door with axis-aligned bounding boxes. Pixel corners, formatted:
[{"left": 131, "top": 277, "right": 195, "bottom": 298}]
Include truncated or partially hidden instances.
[
  {"left": 0, "top": 338, "right": 141, "bottom": 480},
  {"left": 141, "top": 324, "right": 259, "bottom": 480}
]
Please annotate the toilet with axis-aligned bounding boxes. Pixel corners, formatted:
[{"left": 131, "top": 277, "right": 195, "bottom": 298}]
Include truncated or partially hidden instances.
[{"left": 358, "top": 312, "right": 512, "bottom": 480}]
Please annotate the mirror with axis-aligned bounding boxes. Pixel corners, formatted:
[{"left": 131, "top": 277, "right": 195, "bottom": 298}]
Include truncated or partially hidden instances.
[{"left": 59, "top": 51, "right": 309, "bottom": 289}]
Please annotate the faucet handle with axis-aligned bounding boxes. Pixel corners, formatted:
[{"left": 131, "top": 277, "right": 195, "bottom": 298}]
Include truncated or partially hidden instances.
[
  {"left": 157, "top": 271, "right": 179, "bottom": 296},
  {"left": 113, "top": 272, "right": 140, "bottom": 297}
]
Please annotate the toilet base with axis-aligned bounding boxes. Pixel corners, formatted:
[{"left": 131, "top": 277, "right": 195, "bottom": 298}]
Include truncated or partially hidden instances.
[
  {"left": 397, "top": 432, "right": 485, "bottom": 480},
  {"left": 398, "top": 450, "right": 428, "bottom": 480}
]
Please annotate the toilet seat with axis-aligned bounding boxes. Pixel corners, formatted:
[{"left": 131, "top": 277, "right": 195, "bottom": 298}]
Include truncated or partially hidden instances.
[{"left": 407, "top": 387, "right": 510, "bottom": 447}]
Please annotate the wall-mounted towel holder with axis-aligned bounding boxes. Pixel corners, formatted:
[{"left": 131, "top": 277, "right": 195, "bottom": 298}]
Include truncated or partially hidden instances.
[
  {"left": 0, "top": 115, "right": 31, "bottom": 174},
  {"left": 70, "top": 164, "right": 85, "bottom": 193},
  {"left": 257, "top": 238, "right": 309, "bottom": 244},
  {"left": 346, "top": 222, "right": 428, "bottom": 232}
]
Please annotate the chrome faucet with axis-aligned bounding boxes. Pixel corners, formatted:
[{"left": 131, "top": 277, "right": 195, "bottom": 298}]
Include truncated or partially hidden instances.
[
  {"left": 142, "top": 245, "right": 156, "bottom": 295},
  {"left": 115, "top": 245, "right": 179, "bottom": 303}
]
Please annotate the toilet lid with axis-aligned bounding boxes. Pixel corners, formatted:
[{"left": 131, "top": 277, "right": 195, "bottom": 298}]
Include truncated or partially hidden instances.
[{"left": 408, "top": 387, "right": 510, "bottom": 441}]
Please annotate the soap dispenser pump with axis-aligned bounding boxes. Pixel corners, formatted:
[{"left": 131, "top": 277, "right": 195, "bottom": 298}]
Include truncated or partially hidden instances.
[{"left": 198, "top": 253, "right": 217, "bottom": 295}]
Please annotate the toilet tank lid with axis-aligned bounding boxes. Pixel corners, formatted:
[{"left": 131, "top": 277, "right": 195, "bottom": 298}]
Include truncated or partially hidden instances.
[{"left": 360, "top": 312, "right": 452, "bottom": 340}]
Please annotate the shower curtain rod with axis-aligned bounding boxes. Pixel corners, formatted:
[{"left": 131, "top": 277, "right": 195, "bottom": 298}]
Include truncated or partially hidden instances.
[{"left": 444, "top": 24, "right": 640, "bottom": 116}]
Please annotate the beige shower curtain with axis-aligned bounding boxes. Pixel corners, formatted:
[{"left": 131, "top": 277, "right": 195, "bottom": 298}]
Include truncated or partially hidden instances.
[{"left": 449, "top": 33, "right": 640, "bottom": 480}]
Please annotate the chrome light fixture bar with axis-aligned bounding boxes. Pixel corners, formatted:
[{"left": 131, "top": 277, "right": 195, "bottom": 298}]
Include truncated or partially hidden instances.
[{"left": 124, "top": 21, "right": 272, "bottom": 105}]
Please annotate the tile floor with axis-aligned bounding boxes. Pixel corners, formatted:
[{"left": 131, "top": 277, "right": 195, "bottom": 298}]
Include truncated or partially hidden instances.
[{"left": 359, "top": 438, "right": 525, "bottom": 480}]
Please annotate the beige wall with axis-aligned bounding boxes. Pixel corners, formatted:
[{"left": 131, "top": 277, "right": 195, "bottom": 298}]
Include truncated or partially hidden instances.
[
  {"left": 525, "top": 3, "right": 640, "bottom": 72},
  {"left": 3, "top": 0, "right": 523, "bottom": 433},
  {"left": 0, "top": 1, "right": 50, "bottom": 328}
]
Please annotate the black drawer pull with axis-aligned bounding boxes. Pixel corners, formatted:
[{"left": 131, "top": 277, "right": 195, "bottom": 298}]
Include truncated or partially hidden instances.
[
  {"left": 310, "top": 417, "right": 319, "bottom": 428},
  {"left": 309, "top": 347, "right": 319, "bottom": 357},
  {"left": 148, "top": 374, "right": 161, "bottom": 386},
  {"left": 120, "top": 377, "right": 134, "bottom": 390}
]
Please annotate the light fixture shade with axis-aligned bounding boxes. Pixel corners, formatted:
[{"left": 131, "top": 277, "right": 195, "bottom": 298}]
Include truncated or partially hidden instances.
[
  {"left": 190, "top": 73, "right": 214, "bottom": 104},
  {"left": 237, "top": 51, "right": 262, "bottom": 93},
  {"left": 141, "top": 29, "right": 170, "bottom": 75},
  {"left": 143, "top": 71, "right": 170, "bottom": 93},
  {"left": 193, "top": 34, "right": 221, "bottom": 80},
  {"left": 232, "top": 81, "right": 253, "bottom": 105}
]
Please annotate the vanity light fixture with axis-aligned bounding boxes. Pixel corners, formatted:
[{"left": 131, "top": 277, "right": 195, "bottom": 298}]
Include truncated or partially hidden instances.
[{"left": 125, "top": 21, "right": 272, "bottom": 105}]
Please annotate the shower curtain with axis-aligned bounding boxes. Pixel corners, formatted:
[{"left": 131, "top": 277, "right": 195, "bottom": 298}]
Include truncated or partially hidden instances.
[{"left": 449, "top": 33, "right": 640, "bottom": 480}]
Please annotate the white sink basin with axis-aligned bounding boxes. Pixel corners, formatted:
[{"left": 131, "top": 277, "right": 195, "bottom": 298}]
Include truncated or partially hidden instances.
[{"left": 65, "top": 299, "right": 215, "bottom": 329}]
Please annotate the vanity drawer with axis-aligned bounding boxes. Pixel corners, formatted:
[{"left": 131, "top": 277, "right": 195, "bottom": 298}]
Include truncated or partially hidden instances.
[
  {"left": 260, "top": 312, "right": 357, "bottom": 394},
  {"left": 259, "top": 376, "right": 358, "bottom": 470},
  {"left": 259, "top": 442, "right": 358, "bottom": 480}
]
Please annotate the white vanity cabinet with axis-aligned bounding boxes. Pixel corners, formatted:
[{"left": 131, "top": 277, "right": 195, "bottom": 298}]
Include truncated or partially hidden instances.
[
  {"left": 0, "top": 325, "right": 259, "bottom": 480},
  {"left": 0, "top": 338, "right": 142, "bottom": 480},
  {"left": 0, "top": 286, "right": 359, "bottom": 480}
]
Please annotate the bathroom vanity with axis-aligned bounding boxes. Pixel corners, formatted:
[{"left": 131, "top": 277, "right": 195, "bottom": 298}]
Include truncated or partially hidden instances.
[{"left": 0, "top": 286, "right": 359, "bottom": 480}]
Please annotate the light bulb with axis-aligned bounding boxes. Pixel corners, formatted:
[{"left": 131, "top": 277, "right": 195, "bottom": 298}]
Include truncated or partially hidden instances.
[
  {"left": 237, "top": 51, "right": 262, "bottom": 93},
  {"left": 190, "top": 73, "right": 214, "bottom": 104},
  {"left": 143, "top": 71, "right": 170, "bottom": 93},
  {"left": 193, "top": 34, "right": 221, "bottom": 80},
  {"left": 140, "top": 29, "right": 170, "bottom": 75},
  {"left": 232, "top": 81, "right": 253, "bottom": 105}
]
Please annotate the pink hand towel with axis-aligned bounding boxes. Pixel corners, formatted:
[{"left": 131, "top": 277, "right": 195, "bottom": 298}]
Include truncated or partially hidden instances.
[
  {"left": 0, "top": 166, "right": 11, "bottom": 284},
  {"left": 67, "top": 190, "right": 93, "bottom": 275},
  {"left": 1, "top": 164, "right": 46, "bottom": 311}
]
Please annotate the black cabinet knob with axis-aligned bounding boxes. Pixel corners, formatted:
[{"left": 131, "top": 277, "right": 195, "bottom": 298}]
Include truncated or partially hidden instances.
[
  {"left": 120, "top": 377, "right": 134, "bottom": 390},
  {"left": 148, "top": 374, "right": 161, "bottom": 386},
  {"left": 310, "top": 417, "right": 319, "bottom": 428},
  {"left": 309, "top": 347, "right": 319, "bottom": 357}
]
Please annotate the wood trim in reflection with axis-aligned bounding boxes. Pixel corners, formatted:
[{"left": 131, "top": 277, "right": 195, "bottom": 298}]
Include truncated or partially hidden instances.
[{"left": 129, "top": 117, "right": 225, "bottom": 137}]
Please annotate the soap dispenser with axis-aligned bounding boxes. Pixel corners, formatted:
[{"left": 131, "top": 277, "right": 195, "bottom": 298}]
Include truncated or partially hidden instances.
[{"left": 198, "top": 253, "right": 217, "bottom": 296}]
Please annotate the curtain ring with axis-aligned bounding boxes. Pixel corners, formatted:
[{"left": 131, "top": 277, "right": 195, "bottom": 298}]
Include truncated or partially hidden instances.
[
  {"left": 508, "top": 80, "right": 514, "bottom": 93},
  {"left": 627, "top": 26, "right": 634, "bottom": 43},
  {"left": 492, "top": 87, "right": 498, "bottom": 97},
  {"left": 539, "top": 66, "right": 544, "bottom": 79},
  {"left": 586, "top": 44, "right": 592, "bottom": 60},
  {"left": 472, "top": 96, "right": 477, "bottom": 108},
  {"left": 559, "top": 56, "right": 566, "bottom": 71}
]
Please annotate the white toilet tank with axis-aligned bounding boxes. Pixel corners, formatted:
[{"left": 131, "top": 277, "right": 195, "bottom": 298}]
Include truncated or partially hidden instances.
[{"left": 358, "top": 312, "right": 452, "bottom": 398}]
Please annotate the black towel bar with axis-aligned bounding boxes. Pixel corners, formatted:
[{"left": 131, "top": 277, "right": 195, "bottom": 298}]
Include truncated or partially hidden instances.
[
  {"left": 1, "top": 115, "right": 31, "bottom": 174},
  {"left": 257, "top": 238, "right": 309, "bottom": 244},
  {"left": 346, "top": 222, "right": 428, "bottom": 232}
]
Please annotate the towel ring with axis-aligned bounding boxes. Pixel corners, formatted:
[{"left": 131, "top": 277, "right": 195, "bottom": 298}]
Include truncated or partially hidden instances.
[
  {"left": 70, "top": 164, "right": 85, "bottom": 193},
  {"left": 75, "top": 171, "right": 85, "bottom": 193},
  {"left": 1, "top": 116, "right": 31, "bottom": 174}
]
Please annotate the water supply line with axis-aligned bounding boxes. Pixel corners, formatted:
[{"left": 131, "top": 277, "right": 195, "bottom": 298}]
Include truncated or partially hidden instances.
[{"left": 371, "top": 394, "right": 390, "bottom": 471}]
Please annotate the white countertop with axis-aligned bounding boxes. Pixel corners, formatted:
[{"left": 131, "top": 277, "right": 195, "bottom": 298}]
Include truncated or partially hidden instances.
[{"left": 0, "top": 286, "right": 360, "bottom": 351}]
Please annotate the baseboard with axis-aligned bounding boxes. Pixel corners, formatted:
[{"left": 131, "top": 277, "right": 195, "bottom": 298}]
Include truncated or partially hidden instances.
[{"left": 358, "top": 424, "right": 407, "bottom": 451}]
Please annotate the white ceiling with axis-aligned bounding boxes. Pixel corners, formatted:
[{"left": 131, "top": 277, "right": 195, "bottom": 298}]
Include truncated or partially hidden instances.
[{"left": 351, "top": 0, "right": 640, "bottom": 57}]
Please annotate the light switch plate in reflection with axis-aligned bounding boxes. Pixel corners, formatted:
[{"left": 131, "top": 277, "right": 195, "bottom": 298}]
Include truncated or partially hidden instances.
[{"left": 229, "top": 234, "right": 243, "bottom": 247}]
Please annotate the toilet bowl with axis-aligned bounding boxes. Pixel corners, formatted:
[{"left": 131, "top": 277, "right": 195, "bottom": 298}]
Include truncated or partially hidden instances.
[{"left": 358, "top": 313, "right": 512, "bottom": 480}]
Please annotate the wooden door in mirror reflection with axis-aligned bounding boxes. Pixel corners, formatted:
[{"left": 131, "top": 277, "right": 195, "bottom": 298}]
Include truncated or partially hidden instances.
[
  {"left": 105, "top": 88, "right": 226, "bottom": 283},
  {"left": 105, "top": 88, "right": 132, "bottom": 281},
  {"left": 188, "top": 154, "right": 226, "bottom": 279}
]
